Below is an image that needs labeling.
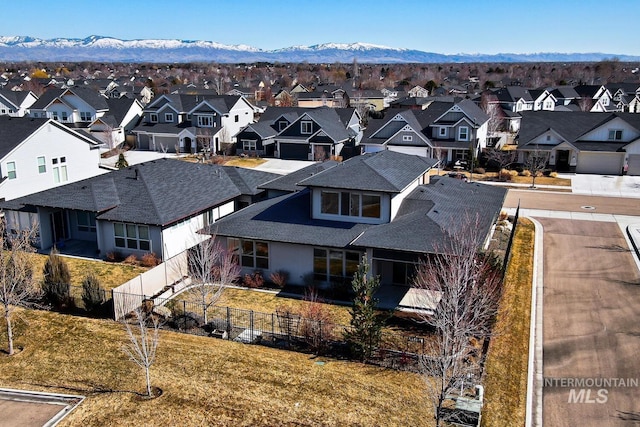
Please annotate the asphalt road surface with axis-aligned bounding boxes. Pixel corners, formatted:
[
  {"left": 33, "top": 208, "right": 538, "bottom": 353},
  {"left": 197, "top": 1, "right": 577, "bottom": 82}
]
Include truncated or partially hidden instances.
[
  {"left": 539, "top": 218, "right": 640, "bottom": 426},
  {"left": 504, "top": 190, "right": 640, "bottom": 216}
]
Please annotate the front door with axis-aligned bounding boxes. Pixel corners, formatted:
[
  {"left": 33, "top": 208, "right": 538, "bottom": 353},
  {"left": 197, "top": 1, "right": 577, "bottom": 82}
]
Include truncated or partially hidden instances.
[
  {"left": 50, "top": 210, "right": 68, "bottom": 244},
  {"left": 556, "top": 150, "right": 570, "bottom": 172}
]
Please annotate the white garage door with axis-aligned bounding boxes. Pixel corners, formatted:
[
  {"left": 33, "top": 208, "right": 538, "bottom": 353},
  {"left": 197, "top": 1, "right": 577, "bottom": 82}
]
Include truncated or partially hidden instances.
[
  {"left": 576, "top": 152, "right": 624, "bottom": 175},
  {"left": 389, "top": 146, "right": 430, "bottom": 158},
  {"left": 627, "top": 154, "right": 640, "bottom": 176}
]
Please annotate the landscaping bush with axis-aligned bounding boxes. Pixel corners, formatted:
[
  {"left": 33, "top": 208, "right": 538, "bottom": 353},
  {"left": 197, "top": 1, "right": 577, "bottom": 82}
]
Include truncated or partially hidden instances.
[
  {"left": 520, "top": 170, "right": 531, "bottom": 177},
  {"left": 42, "top": 248, "right": 72, "bottom": 308},
  {"left": 152, "top": 305, "right": 172, "bottom": 320},
  {"left": 243, "top": 271, "right": 264, "bottom": 288},
  {"left": 473, "top": 167, "right": 485, "bottom": 174},
  {"left": 123, "top": 254, "right": 138, "bottom": 265},
  {"left": 170, "top": 311, "right": 203, "bottom": 330},
  {"left": 300, "top": 288, "right": 336, "bottom": 354},
  {"left": 498, "top": 169, "right": 513, "bottom": 181},
  {"left": 81, "top": 272, "right": 106, "bottom": 312},
  {"left": 269, "top": 270, "right": 289, "bottom": 288},
  {"left": 549, "top": 171, "right": 558, "bottom": 178},
  {"left": 105, "top": 251, "right": 124, "bottom": 262},
  {"left": 140, "top": 252, "right": 160, "bottom": 267}
]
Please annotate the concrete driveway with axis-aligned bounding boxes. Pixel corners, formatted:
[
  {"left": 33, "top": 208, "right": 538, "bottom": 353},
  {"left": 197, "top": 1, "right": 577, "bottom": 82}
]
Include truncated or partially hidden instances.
[{"left": 538, "top": 218, "right": 640, "bottom": 426}]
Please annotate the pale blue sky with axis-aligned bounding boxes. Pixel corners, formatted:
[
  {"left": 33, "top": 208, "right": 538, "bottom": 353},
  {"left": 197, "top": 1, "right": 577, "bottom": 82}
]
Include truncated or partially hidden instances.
[{"left": 4, "top": 0, "right": 640, "bottom": 55}]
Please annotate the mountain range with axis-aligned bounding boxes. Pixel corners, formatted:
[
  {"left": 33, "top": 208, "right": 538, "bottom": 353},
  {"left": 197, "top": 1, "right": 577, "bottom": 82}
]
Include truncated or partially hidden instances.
[{"left": 1, "top": 35, "right": 638, "bottom": 63}]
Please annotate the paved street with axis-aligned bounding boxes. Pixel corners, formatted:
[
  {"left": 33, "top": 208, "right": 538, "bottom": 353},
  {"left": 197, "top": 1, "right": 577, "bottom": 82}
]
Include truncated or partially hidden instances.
[{"left": 503, "top": 188, "right": 640, "bottom": 426}]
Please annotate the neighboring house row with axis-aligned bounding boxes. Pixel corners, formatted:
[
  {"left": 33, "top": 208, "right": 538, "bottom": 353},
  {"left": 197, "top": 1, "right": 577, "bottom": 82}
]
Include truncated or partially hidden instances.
[
  {"left": 203, "top": 150, "right": 507, "bottom": 310},
  {"left": 361, "top": 99, "right": 489, "bottom": 165},
  {"left": 0, "top": 89, "right": 38, "bottom": 117},
  {"left": 517, "top": 111, "right": 640, "bottom": 175},
  {"left": 0, "top": 116, "right": 106, "bottom": 201},
  {"left": 25, "top": 87, "right": 143, "bottom": 146},
  {"left": 234, "top": 106, "right": 363, "bottom": 160},
  {"left": 0, "top": 159, "right": 280, "bottom": 261},
  {"left": 131, "top": 94, "right": 255, "bottom": 154}
]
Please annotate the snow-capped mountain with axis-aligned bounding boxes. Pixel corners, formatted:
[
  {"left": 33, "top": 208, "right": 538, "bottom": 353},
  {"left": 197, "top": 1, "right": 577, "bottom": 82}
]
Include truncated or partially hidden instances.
[{"left": 0, "top": 35, "right": 638, "bottom": 63}]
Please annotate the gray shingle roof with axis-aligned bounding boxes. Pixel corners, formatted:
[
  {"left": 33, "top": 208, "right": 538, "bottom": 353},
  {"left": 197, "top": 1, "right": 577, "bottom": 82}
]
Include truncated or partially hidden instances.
[
  {"left": 1, "top": 159, "right": 279, "bottom": 226},
  {"left": 207, "top": 176, "right": 506, "bottom": 254},
  {"left": 259, "top": 161, "right": 339, "bottom": 192},
  {"left": 298, "top": 150, "right": 437, "bottom": 193},
  {"left": 206, "top": 189, "right": 371, "bottom": 247},
  {"left": 0, "top": 117, "right": 99, "bottom": 160},
  {"left": 0, "top": 89, "right": 32, "bottom": 108},
  {"left": 517, "top": 111, "right": 612, "bottom": 147},
  {"left": 352, "top": 177, "right": 507, "bottom": 253}
]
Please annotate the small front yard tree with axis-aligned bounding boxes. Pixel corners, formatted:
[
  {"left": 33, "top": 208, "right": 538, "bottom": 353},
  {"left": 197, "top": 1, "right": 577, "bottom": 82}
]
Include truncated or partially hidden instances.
[
  {"left": 121, "top": 304, "right": 160, "bottom": 398},
  {"left": 344, "top": 255, "right": 386, "bottom": 361},
  {"left": 187, "top": 236, "right": 240, "bottom": 325},
  {"left": 525, "top": 145, "right": 550, "bottom": 188},
  {"left": 0, "top": 220, "right": 39, "bottom": 355},
  {"left": 81, "top": 272, "right": 106, "bottom": 312}
]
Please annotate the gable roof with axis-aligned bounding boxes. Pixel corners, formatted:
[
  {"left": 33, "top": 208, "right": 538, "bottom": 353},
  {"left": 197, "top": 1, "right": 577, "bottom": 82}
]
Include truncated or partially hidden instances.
[
  {"left": 298, "top": 150, "right": 436, "bottom": 193},
  {"left": 0, "top": 117, "right": 100, "bottom": 160},
  {"left": 105, "top": 97, "right": 140, "bottom": 126},
  {"left": 2, "top": 159, "right": 279, "bottom": 227},
  {"left": 0, "top": 89, "right": 34, "bottom": 108}
]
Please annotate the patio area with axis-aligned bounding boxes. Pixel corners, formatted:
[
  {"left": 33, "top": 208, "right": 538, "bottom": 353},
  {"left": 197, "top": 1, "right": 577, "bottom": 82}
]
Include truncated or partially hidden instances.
[{"left": 39, "top": 239, "right": 101, "bottom": 260}]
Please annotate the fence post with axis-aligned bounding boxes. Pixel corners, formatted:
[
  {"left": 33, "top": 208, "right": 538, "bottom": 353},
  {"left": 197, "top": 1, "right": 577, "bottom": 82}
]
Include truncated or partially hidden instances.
[
  {"left": 250, "top": 310, "right": 254, "bottom": 342},
  {"left": 319, "top": 319, "right": 322, "bottom": 344},
  {"left": 226, "top": 306, "right": 231, "bottom": 337},
  {"left": 271, "top": 313, "right": 275, "bottom": 338},
  {"left": 183, "top": 300, "right": 186, "bottom": 315}
]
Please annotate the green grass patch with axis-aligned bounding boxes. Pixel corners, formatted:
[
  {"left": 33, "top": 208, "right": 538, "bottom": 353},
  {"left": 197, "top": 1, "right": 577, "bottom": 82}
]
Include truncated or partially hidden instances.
[
  {"left": 0, "top": 309, "right": 430, "bottom": 426},
  {"left": 482, "top": 218, "right": 535, "bottom": 426}
]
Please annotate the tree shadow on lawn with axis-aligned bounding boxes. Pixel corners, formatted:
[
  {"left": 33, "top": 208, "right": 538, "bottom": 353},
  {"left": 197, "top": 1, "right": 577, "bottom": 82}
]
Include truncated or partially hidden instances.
[{"left": 23, "top": 380, "right": 160, "bottom": 398}]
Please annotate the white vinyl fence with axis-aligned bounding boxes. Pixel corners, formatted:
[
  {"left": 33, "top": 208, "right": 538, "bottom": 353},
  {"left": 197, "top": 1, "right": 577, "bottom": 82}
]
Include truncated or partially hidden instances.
[{"left": 113, "top": 251, "right": 188, "bottom": 320}]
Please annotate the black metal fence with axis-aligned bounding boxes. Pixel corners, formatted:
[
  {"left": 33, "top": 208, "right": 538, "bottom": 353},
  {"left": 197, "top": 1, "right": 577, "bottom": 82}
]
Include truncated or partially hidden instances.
[{"left": 112, "top": 291, "right": 428, "bottom": 371}]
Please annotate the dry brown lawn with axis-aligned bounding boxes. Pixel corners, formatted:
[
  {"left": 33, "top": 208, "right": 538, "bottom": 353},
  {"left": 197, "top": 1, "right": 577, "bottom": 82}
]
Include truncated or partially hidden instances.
[
  {"left": 223, "top": 157, "right": 267, "bottom": 168},
  {"left": 29, "top": 253, "right": 147, "bottom": 290},
  {"left": 481, "top": 219, "right": 535, "bottom": 426},
  {"left": 0, "top": 309, "right": 430, "bottom": 426},
  {"left": 430, "top": 169, "right": 571, "bottom": 187}
]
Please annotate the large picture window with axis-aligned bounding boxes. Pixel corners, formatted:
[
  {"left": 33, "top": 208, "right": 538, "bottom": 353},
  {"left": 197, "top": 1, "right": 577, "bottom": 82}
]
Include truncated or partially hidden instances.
[
  {"left": 313, "top": 248, "right": 361, "bottom": 283},
  {"left": 197, "top": 115, "right": 213, "bottom": 127},
  {"left": 114, "top": 223, "right": 150, "bottom": 251},
  {"left": 320, "top": 190, "right": 381, "bottom": 219},
  {"left": 228, "top": 238, "right": 269, "bottom": 269},
  {"left": 77, "top": 211, "right": 96, "bottom": 233}
]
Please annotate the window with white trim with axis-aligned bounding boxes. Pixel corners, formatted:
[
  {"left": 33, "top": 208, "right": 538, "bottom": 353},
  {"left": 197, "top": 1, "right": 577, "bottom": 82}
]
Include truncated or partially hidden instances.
[
  {"left": 301, "top": 120, "right": 313, "bottom": 134},
  {"left": 165, "top": 113, "right": 174, "bottom": 122},
  {"left": 242, "top": 140, "right": 257, "bottom": 151},
  {"left": 6, "top": 161, "right": 16, "bottom": 179},
  {"left": 51, "top": 112, "right": 59, "bottom": 121},
  {"left": 438, "top": 127, "right": 447, "bottom": 137},
  {"left": 52, "top": 157, "right": 68, "bottom": 184},
  {"left": 402, "top": 134, "right": 413, "bottom": 142},
  {"left": 458, "top": 126, "right": 469, "bottom": 141},
  {"left": 61, "top": 112, "right": 68, "bottom": 121},
  {"left": 278, "top": 120, "right": 288, "bottom": 131},
  {"left": 37, "top": 156, "right": 46, "bottom": 173},
  {"left": 320, "top": 190, "right": 381, "bottom": 219},
  {"left": 228, "top": 238, "right": 269, "bottom": 269},
  {"left": 114, "top": 223, "right": 150, "bottom": 251},
  {"left": 77, "top": 211, "right": 96, "bottom": 233},
  {"left": 149, "top": 113, "right": 158, "bottom": 123},
  {"left": 80, "top": 111, "right": 92, "bottom": 121},
  {"left": 608, "top": 129, "right": 623, "bottom": 140},
  {"left": 197, "top": 115, "right": 213, "bottom": 127}
]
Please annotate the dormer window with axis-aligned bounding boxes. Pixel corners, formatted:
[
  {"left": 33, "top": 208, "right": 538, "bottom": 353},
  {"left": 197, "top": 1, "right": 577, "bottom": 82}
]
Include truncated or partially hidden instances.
[
  {"left": 602, "top": 97, "right": 609, "bottom": 106},
  {"left": 165, "top": 113, "right": 174, "bottom": 122},
  {"left": 301, "top": 120, "right": 313, "bottom": 134},
  {"left": 608, "top": 129, "right": 623, "bottom": 141},
  {"left": 438, "top": 127, "right": 447, "bottom": 137},
  {"left": 150, "top": 113, "right": 158, "bottom": 123},
  {"left": 320, "top": 190, "right": 381, "bottom": 219},
  {"left": 278, "top": 120, "right": 288, "bottom": 131}
]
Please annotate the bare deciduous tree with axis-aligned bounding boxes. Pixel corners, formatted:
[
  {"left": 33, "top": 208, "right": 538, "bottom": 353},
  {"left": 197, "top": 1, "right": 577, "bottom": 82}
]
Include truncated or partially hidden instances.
[
  {"left": 121, "top": 305, "right": 160, "bottom": 398},
  {"left": 0, "top": 219, "right": 39, "bottom": 356},
  {"left": 485, "top": 147, "right": 517, "bottom": 171},
  {"left": 412, "top": 215, "right": 503, "bottom": 426},
  {"left": 187, "top": 236, "right": 240, "bottom": 324},
  {"left": 525, "top": 145, "right": 550, "bottom": 188}
]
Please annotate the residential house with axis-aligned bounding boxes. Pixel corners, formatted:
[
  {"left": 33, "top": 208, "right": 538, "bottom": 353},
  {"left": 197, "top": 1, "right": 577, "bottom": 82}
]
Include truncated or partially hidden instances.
[
  {"left": 517, "top": 111, "right": 640, "bottom": 175},
  {"left": 234, "top": 106, "right": 362, "bottom": 160},
  {"left": 1, "top": 159, "right": 280, "bottom": 260},
  {"left": 88, "top": 97, "right": 144, "bottom": 147},
  {"left": 297, "top": 87, "right": 349, "bottom": 108},
  {"left": 408, "top": 85, "right": 429, "bottom": 98},
  {"left": 0, "top": 117, "right": 105, "bottom": 201},
  {"left": 347, "top": 89, "right": 385, "bottom": 112},
  {"left": 573, "top": 84, "right": 617, "bottom": 112},
  {"left": 491, "top": 86, "right": 534, "bottom": 113},
  {"left": 0, "top": 89, "right": 38, "bottom": 117},
  {"left": 203, "top": 150, "right": 507, "bottom": 310},
  {"left": 28, "top": 87, "right": 109, "bottom": 126},
  {"left": 361, "top": 99, "right": 489, "bottom": 165},
  {"left": 132, "top": 94, "right": 255, "bottom": 154}
]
